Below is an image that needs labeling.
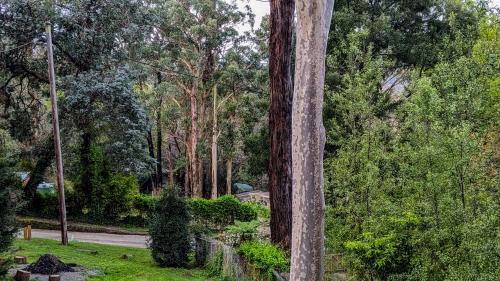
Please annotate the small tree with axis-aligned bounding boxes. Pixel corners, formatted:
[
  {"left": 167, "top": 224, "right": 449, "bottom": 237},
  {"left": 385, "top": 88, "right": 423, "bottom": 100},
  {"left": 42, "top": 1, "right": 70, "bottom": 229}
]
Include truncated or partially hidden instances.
[
  {"left": 149, "top": 191, "right": 191, "bottom": 267},
  {"left": 0, "top": 130, "right": 20, "bottom": 276}
]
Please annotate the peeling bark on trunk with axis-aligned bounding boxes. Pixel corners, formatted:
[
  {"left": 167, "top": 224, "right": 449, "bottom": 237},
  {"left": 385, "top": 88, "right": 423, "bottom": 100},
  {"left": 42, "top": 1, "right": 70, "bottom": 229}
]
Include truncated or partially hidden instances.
[
  {"left": 268, "top": 0, "right": 295, "bottom": 252},
  {"left": 290, "top": 0, "right": 334, "bottom": 280}
]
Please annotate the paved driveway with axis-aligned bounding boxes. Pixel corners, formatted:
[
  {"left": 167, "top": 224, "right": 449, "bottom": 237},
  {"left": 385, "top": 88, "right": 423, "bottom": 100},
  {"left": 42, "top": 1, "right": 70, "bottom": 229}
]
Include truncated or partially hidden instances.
[{"left": 19, "top": 229, "right": 148, "bottom": 248}]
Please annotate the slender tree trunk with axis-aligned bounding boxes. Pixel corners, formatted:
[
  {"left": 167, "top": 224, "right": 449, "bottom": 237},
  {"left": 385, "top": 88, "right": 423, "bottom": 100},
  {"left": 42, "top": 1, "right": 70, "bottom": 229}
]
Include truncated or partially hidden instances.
[
  {"left": 268, "top": 0, "right": 295, "bottom": 252},
  {"left": 290, "top": 0, "right": 334, "bottom": 280},
  {"left": 189, "top": 87, "right": 201, "bottom": 197},
  {"left": 146, "top": 128, "right": 156, "bottom": 193},
  {"left": 168, "top": 142, "right": 175, "bottom": 190},
  {"left": 211, "top": 85, "right": 218, "bottom": 199},
  {"left": 80, "top": 132, "right": 93, "bottom": 206},
  {"left": 226, "top": 159, "right": 232, "bottom": 195},
  {"left": 156, "top": 73, "right": 163, "bottom": 191}
]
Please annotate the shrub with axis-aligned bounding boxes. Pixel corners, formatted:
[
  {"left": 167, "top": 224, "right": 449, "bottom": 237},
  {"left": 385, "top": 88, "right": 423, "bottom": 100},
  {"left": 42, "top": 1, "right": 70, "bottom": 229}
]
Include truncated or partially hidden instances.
[
  {"left": 244, "top": 202, "right": 270, "bottom": 220},
  {"left": 149, "top": 191, "right": 191, "bottom": 267},
  {"left": 224, "top": 220, "right": 259, "bottom": 246},
  {"left": 189, "top": 195, "right": 257, "bottom": 231},
  {"left": 344, "top": 212, "right": 421, "bottom": 280},
  {"left": 133, "top": 193, "right": 157, "bottom": 218},
  {"left": 100, "top": 173, "right": 139, "bottom": 221},
  {"left": 77, "top": 172, "right": 139, "bottom": 223},
  {"left": 238, "top": 241, "right": 289, "bottom": 277}
]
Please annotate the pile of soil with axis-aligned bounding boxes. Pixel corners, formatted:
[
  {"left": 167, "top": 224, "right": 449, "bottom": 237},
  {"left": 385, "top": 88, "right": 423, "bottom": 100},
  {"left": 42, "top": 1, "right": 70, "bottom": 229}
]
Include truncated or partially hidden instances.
[{"left": 24, "top": 254, "right": 76, "bottom": 275}]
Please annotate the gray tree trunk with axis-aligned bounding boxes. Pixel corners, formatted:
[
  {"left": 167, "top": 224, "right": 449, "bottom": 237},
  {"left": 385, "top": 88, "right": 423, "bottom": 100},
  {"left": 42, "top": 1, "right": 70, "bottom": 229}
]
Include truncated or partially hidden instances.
[{"left": 290, "top": 0, "right": 334, "bottom": 280}]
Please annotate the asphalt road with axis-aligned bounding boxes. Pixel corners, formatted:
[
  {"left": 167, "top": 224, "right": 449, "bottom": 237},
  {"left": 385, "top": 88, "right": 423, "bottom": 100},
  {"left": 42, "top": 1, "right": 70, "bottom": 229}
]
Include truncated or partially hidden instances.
[{"left": 19, "top": 229, "right": 148, "bottom": 248}]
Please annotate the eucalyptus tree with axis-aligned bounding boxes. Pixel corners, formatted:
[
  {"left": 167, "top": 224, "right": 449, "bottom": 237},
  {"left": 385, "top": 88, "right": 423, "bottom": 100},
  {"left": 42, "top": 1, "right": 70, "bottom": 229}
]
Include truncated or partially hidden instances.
[
  {"left": 291, "top": 0, "right": 334, "bottom": 279},
  {"left": 151, "top": 0, "right": 249, "bottom": 197}
]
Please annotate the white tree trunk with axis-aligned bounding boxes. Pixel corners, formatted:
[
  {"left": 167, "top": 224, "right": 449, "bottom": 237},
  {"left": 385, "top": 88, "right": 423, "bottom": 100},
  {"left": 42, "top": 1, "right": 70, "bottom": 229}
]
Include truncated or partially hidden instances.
[
  {"left": 290, "top": 0, "right": 334, "bottom": 280},
  {"left": 211, "top": 85, "right": 218, "bottom": 199}
]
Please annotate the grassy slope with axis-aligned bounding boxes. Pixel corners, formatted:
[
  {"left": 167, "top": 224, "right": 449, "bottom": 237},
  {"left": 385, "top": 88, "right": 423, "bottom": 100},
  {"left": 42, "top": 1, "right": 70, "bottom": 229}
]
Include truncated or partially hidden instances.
[{"left": 12, "top": 239, "right": 208, "bottom": 281}]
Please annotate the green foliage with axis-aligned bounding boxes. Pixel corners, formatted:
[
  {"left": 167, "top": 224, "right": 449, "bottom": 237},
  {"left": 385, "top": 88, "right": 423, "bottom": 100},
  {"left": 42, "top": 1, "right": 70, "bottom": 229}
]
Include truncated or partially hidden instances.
[
  {"left": 223, "top": 220, "right": 259, "bottom": 246},
  {"left": 238, "top": 241, "right": 289, "bottom": 277},
  {"left": 133, "top": 194, "right": 157, "bottom": 218},
  {"left": 324, "top": 10, "right": 500, "bottom": 281},
  {"left": 206, "top": 250, "right": 224, "bottom": 278},
  {"left": 244, "top": 202, "right": 270, "bottom": 219},
  {"left": 0, "top": 130, "right": 20, "bottom": 277},
  {"left": 149, "top": 191, "right": 191, "bottom": 268},
  {"left": 344, "top": 213, "right": 421, "bottom": 280},
  {"left": 189, "top": 195, "right": 257, "bottom": 231},
  {"left": 103, "top": 174, "right": 140, "bottom": 221}
]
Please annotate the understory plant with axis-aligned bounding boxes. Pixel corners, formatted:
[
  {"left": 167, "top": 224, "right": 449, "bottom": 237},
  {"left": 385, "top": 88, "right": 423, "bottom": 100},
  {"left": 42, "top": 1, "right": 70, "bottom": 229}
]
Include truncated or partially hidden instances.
[
  {"left": 238, "top": 240, "right": 289, "bottom": 278},
  {"left": 149, "top": 191, "right": 191, "bottom": 267}
]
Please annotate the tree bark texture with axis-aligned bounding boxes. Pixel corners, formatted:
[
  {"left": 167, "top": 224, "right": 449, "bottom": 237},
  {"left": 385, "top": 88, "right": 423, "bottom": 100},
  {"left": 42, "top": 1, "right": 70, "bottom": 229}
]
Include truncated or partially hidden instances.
[
  {"left": 211, "top": 85, "right": 218, "bottom": 199},
  {"left": 156, "top": 72, "right": 163, "bottom": 190},
  {"left": 290, "top": 0, "right": 334, "bottom": 280},
  {"left": 268, "top": 0, "right": 295, "bottom": 252},
  {"left": 189, "top": 85, "right": 202, "bottom": 197},
  {"left": 226, "top": 159, "right": 232, "bottom": 195},
  {"left": 146, "top": 128, "right": 156, "bottom": 192}
]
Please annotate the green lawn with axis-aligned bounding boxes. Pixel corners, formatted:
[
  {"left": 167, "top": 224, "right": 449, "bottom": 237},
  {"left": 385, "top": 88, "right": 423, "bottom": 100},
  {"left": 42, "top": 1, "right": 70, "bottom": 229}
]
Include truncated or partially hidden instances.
[{"left": 10, "top": 239, "right": 209, "bottom": 281}]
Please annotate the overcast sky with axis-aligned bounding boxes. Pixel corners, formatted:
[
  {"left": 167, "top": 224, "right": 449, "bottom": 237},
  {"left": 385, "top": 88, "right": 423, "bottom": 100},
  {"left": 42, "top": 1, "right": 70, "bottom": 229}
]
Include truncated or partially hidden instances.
[{"left": 236, "top": 0, "right": 500, "bottom": 32}]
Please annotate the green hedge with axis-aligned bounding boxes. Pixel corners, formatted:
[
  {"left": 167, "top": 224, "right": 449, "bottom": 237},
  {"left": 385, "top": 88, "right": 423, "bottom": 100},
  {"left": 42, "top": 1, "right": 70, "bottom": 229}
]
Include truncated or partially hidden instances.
[
  {"left": 189, "top": 195, "right": 257, "bottom": 230},
  {"left": 238, "top": 241, "right": 289, "bottom": 277}
]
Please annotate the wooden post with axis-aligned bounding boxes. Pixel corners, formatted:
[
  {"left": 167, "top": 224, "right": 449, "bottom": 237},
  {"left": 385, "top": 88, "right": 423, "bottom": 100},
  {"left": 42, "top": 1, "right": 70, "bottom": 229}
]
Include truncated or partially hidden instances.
[
  {"left": 48, "top": 275, "right": 61, "bottom": 281},
  {"left": 15, "top": 270, "right": 30, "bottom": 281},
  {"left": 27, "top": 225, "right": 32, "bottom": 240},
  {"left": 14, "top": 256, "right": 27, "bottom": 264},
  {"left": 46, "top": 22, "right": 68, "bottom": 246}
]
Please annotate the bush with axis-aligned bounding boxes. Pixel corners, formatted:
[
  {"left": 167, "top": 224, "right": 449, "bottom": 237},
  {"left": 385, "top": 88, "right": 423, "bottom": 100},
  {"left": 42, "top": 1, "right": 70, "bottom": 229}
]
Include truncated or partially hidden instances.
[
  {"left": 344, "top": 212, "right": 421, "bottom": 280},
  {"left": 244, "top": 202, "right": 270, "bottom": 220},
  {"left": 31, "top": 191, "right": 59, "bottom": 218},
  {"left": 133, "top": 193, "right": 157, "bottom": 218},
  {"left": 189, "top": 195, "right": 257, "bottom": 231},
  {"left": 149, "top": 191, "right": 191, "bottom": 267},
  {"left": 238, "top": 241, "right": 289, "bottom": 277},
  {"left": 223, "top": 220, "right": 259, "bottom": 246},
  {"left": 101, "top": 173, "right": 139, "bottom": 221}
]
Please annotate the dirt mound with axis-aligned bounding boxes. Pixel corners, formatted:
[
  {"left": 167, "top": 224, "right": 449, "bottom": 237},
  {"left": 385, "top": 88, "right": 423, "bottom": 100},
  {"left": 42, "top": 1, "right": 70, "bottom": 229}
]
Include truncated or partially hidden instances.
[{"left": 24, "top": 254, "right": 76, "bottom": 275}]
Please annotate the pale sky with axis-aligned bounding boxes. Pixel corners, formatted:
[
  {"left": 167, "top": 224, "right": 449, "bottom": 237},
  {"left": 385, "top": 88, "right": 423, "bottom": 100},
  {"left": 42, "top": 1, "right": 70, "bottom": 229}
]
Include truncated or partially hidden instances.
[{"left": 236, "top": 0, "right": 500, "bottom": 32}]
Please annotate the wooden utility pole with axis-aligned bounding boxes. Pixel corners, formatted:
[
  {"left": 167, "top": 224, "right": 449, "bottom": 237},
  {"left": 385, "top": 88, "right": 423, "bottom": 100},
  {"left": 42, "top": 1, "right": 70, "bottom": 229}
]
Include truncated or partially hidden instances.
[{"left": 46, "top": 23, "right": 69, "bottom": 246}]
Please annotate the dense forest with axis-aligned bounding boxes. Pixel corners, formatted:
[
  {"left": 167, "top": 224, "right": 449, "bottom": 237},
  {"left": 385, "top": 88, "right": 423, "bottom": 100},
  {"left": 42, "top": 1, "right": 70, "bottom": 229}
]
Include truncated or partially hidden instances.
[{"left": 0, "top": 0, "right": 498, "bottom": 280}]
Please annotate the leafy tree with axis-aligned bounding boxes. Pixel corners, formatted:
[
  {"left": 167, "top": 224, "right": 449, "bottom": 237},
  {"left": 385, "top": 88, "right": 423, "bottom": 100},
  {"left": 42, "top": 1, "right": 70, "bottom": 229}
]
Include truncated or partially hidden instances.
[{"left": 0, "top": 129, "right": 20, "bottom": 256}]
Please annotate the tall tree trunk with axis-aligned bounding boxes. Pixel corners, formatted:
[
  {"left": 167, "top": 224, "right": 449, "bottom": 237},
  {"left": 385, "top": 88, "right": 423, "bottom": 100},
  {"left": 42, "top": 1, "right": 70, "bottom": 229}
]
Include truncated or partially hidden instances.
[
  {"left": 211, "top": 85, "right": 218, "bottom": 199},
  {"left": 226, "top": 159, "right": 232, "bottom": 195},
  {"left": 290, "top": 0, "right": 334, "bottom": 280},
  {"left": 146, "top": 128, "right": 156, "bottom": 193},
  {"left": 168, "top": 142, "right": 175, "bottom": 190},
  {"left": 268, "top": 0, "right": 295, "bottom": 252},
  {"left": 80, "top": 132, "right": 93, "bottom": 207},
  {"left": 156, "top": 73, "right": 163, "bottom": 190},
  {"left": 189, "top": 87, "right": 201, "bottom": 197}
]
